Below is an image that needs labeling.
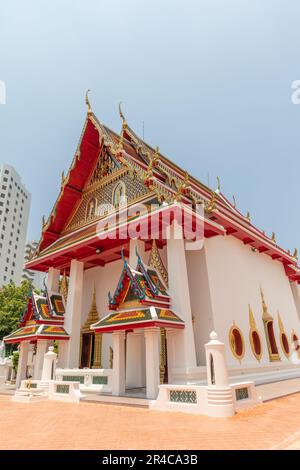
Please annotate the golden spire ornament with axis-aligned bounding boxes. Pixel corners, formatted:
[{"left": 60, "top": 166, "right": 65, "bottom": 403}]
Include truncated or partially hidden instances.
[
  {"left": 85, "top": 89, "right": 92, "bottom": 115},
  {"left": 60, "top": 271, "right": 68, "bottom": 303},
  {"left": 119, "top": 102, "right": 127, "bottom": 130},
  {"left": 246, "top": 210, "right": 250, "bottom": 222},
  {"left": 271, "top": 232, "right": 276, "bottom": 243},
  {"left": 293, "top": 248, "right": 298, "bottom": 259}
]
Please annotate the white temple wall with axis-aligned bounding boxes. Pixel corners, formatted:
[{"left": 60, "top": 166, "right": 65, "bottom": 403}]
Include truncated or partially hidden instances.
[
  {"left": 186, "top": 248, "right": 214, "bottom": 366},
  {"left": 203, "top": 235, "right": 300, "bottom": 369},
  {"left": 82, "top": 259, "right": 123, "bottom": 368}
]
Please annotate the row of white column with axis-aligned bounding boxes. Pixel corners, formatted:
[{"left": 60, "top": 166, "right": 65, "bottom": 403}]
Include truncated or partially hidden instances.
[
  {"left": 16, "top": 221, "right": 198, "bottom": 399},
  {"left": 112, "top": 327, "right": 160, "bottom": 399}
]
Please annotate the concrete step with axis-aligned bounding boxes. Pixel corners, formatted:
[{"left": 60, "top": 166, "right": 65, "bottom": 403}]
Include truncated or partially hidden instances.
[{"left": 81, "top": 393, "right": 150, "bottom": 408}]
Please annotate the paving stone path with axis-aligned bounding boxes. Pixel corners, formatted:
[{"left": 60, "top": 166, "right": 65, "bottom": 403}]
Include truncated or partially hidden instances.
[{"left": 0, "top": 393, "right": 300, "bottom": 449}]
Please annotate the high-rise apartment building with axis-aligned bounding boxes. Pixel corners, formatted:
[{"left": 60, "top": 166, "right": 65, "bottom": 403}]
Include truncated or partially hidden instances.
[
  {"left": 0, "top": 164, "right": 31, "bottom": 286},
  {"left": 22, "top": 240, "right": 45, "bottom": 289}
]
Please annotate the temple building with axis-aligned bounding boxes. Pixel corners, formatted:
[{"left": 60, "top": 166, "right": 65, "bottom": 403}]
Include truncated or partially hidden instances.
[{"left": 5, "top": 94, "right": 300, "bottom": 399}]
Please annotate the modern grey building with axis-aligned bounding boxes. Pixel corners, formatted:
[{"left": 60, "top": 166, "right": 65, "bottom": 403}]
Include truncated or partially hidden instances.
[
  {"left": 0, "top": 164, "right": 31, "bottom": 286},
  {"left": 22, "top": 240, "right": 45, "bottom": 289}
]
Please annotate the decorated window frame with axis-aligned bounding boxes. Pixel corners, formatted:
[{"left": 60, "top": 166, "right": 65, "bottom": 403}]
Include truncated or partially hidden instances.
[
  {"left": 248, "top": 305, "right": 262, "bottom": 362},
  {"left": 229, "top": 323, "right": 245, "bottom": 361}
]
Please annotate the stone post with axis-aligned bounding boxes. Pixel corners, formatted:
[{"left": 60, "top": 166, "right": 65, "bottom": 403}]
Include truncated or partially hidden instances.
[
  {"left": 41, "top": 346, "right": 57, "bottom": 382},
  {"left": 205, "top": 331, "right": 235, "bottom": 417}
]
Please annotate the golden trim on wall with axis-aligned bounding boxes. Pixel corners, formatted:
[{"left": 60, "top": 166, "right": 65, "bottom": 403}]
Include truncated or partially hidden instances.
[
  {"left": 260, "top": 288, "right": 281, "bottom": 362},
  {"left": 291, "top": 329, "right": 300, "bottom": 359},
  {"left": 248, "top": 305, "right": 262, "bottom": 362},
  {"left": 278, "top": 312, "right": 290, "bottom": 358},
  {"left": 229, "top": 322, "right": 245, "bottom": 361}
]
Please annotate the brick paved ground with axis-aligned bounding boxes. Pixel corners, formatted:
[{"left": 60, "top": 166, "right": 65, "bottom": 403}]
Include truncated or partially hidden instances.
[{"left": 0, "top": 393, "right": 300, "bottom": 450}]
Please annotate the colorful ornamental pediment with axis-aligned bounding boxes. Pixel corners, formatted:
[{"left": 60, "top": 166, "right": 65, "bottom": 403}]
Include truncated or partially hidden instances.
[
  {"left": 4, "top": 288, "right": 68, "bottom": 344},
  {"left": 108, "top": 252, "right": 170, "bottom": 310},
  {"left": 91, "top": 306, "right": 184, "bottom": 333},
  {"left": 4, "top": 324, "right": 69, "bottom": 344}
]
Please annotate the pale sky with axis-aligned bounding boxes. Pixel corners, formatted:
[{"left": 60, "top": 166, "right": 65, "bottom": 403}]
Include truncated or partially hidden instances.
[{"left": 0, "top": 0, "right": 300, "bottom": 252}]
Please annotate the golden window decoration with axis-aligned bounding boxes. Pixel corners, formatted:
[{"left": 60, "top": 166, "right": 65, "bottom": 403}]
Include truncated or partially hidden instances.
[
  {"left": 278, "top": 313, "right": 290, "bottom": 358},
  {"left": 229, "top": 322, "right": 245, "bottom": 360},
  {"left": 248, "top": 305, "right": 262, "bottom": 361},
  {"left": 260, "top": 288, "right": 280, "bottom": 362}
]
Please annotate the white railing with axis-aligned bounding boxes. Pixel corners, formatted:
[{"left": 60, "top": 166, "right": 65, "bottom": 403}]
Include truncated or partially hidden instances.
[
  {"left": 55, "top": 368, "right": 112, "bottom": 393},
  {"left": 48, "top": 380, "right": 84, "bottom": 403}
]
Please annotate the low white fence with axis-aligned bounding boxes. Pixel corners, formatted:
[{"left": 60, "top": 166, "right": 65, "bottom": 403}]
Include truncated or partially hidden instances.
[
  {"left": 55, "top": 368, "right": 112, "bottom": 393},
  {"left": 230, "top": 381, "right": 262, "bottom": 410},
  {"left": 150, "top": 381, "right": 262, "bottom": 416},
  {"left": 49, "top": 380, "right": 84, "bottom": 403}
]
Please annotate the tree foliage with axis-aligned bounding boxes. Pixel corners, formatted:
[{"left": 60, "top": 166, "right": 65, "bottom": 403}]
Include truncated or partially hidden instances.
[{"left": 0, "top": 280, "right": 32, "bottom": 340}]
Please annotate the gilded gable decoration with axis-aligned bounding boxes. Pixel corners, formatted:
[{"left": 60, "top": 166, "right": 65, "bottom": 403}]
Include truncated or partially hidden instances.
[
  {"left": 113, "top": 181, "right": 127, "bottom": 208},
  {"left": 86, "top": 197, "right": 97, "bottom": 221}
]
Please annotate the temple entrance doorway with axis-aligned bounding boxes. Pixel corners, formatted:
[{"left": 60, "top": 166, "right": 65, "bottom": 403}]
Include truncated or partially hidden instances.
[{"left": 80, "top": 333, "right": 94, "bottom": 368}]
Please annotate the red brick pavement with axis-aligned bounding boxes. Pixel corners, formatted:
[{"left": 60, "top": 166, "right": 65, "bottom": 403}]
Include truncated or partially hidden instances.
[{"left": 0, "top": 393, "right": 300, "bottom": 450}]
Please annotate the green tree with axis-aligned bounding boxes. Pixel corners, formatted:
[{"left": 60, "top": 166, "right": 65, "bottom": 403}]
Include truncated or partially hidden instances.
[{"left": 0, "top": 280, "right": 32, "bottom": 341}]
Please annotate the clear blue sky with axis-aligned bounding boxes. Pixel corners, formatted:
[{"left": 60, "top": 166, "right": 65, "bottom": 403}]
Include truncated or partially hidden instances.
[{"left": 0, "top": 0, "right": 299, "bottom": 252}]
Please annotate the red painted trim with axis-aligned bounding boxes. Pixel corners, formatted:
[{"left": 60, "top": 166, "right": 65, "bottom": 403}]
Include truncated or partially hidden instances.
[{"left": 93, "top": 320, "right": 184, "bottom": 334}]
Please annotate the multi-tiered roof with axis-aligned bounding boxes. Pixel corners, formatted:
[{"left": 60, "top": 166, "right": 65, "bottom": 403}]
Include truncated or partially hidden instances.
[
  {"left": 91, "top": 251, "right": 184, "bottom": 333},
  {"left": 24, "top": 96, "right": 300, "bottom": 283},
  {"left": 4, "top": 289, "right": 69, "bottom": 344}
]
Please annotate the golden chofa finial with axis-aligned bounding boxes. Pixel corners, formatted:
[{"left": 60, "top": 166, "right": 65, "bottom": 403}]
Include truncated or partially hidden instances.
[
  {"left": 246, "top": 210, "right": 251, "bottom": 222},
  {"left": 61, "top": 171, "right": 65, "bottom": 186},
  {"left": 216, "top": 176, "right": 221, "bottom": 193},
  {"left": 271, "top": 232, "right": 276, "bottom": 243},
  {"left": 85, "top": 89, "right": 92, "bottom": 115},
  {"left": 119, "top": 102, "right": 127, "bottom": 130},
  {"left": 293, "top": 248, "right": 298, "bottom": 259},
  {"left": 42, "top": 215, "right": 46, "bottom": 228},
  {"left": 232, "top": 195, "right": 236, "bottom": 208}
]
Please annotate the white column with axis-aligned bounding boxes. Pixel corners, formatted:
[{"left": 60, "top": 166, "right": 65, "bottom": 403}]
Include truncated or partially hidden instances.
[
  {"left": 166, "top": 220, "right": 197, "bottom": 370},
  {"left": 33, "top": 340, "right": 48, "bottom": 380},
  {"left": 165, "top": 329, "right": 176, "bottom": 383},
  {"left": 144, "top": 327, "right": 160, "bottom": 399},
  {"left": 16, "top": 342, "right": 29, "bottom": 388},
  {"left": 64, "top": 260, "right": 84, "bottom": 368},
  {"left": 41, "top": 346, "right": 57, "bottom": 382},
  {"left": 126, "top": 331, "right": 145, "bottom": 388},
  {"left": 112, "top": 331, "right": 126, "bottom": 396},
  {"left": 57, "top": 340, "right": 69, "bottom": 368},
  {"left": 47, "top": 267, "right": 60, "bottom": 292}
]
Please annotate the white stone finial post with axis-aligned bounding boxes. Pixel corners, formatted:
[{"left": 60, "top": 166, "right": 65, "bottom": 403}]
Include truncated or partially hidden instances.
[
  {"left": 41, "top": 346, "right": 57, "bottom": 383},
  {"left": 204, "top": 331, "right": 235, "bottom": 417}
]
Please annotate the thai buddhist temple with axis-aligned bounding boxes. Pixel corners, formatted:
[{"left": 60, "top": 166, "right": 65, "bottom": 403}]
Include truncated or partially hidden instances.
[{"left": 5, "top": 92, "right": 300, "bottom": 400}]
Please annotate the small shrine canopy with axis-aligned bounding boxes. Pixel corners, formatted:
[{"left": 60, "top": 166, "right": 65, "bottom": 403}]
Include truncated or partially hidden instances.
[
  {"left": 91, "top": 307, "right": 184, "bottom": 334},
  {"left": 4, "top": 290, "right": 69, "bottom": 344},
  {"left": 91, "top": 251, "right": 184, "bottom": 333}
]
